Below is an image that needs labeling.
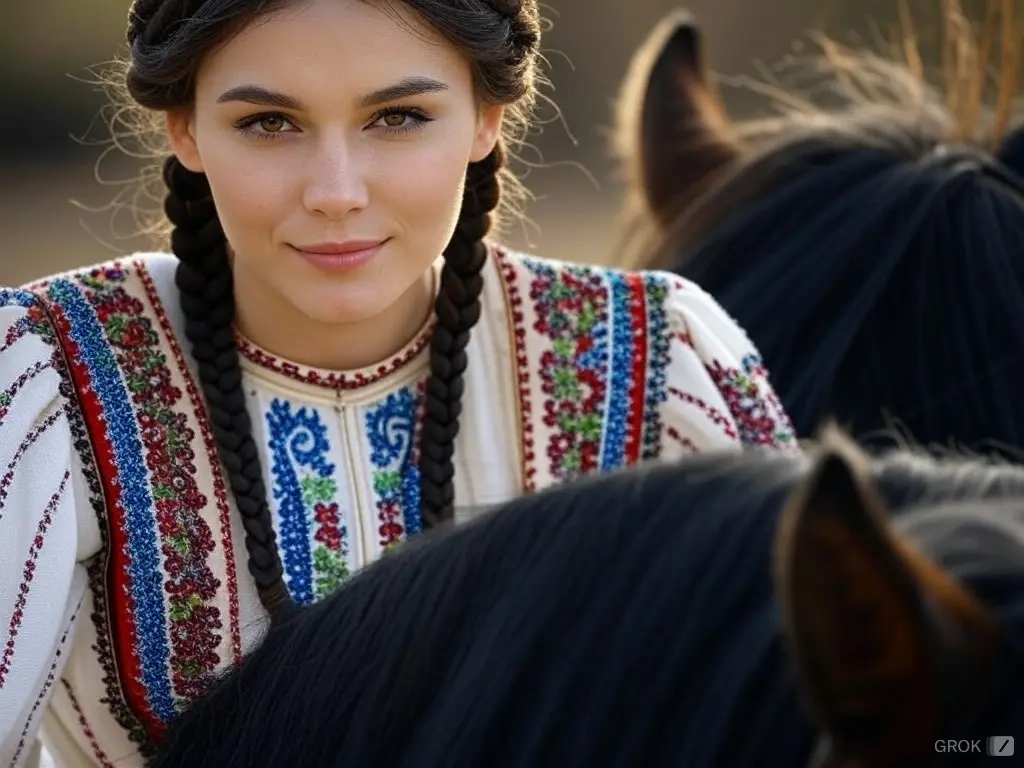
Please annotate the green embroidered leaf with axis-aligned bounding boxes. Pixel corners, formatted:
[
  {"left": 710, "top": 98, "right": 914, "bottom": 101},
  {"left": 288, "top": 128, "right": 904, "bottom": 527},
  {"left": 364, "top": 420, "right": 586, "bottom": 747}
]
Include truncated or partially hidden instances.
[
  {"left": 168, "top": 593, "right": 203, "bottom": 622},
  {"left": 176, "top": 661, "right": 203, "bottom": 679},
  {"left": 141, "top": 348, "right": 167, "bottom": 371},
  {"left": 382, "top": 540, "right": 404, "bottom": 556},
  {"left": 552, "top": 338, "right": 574, "bottom": 359},
  {"left": 578, "top": 413, "right": 602, "bottom": 440},
  {"left": 126, "top": 373, "right": 148, "bottom": 393},
  {"left": 80, "top": 275, "right": 105, "bottom": 291},
  {"left": 106, "top": 316, "right": 128, "bottom": 336},
  {"left": 301, "top": 475, "right": 337, "bottom": 506},
  {"left": 550, "top": 280, "right": 572, "bottom": 300},
  {"left": 152, "top": 485, "right": 177, "bottom": 501},
  {"left": 166, "top": 428, "right": 186, "bottom": 457},
  {"left": 373, "top": 470, "right": 401, "bottom": 495},
  {"left": 169, "top": 533, "right": 191, "bottom": 555},
  {"left": 313, "top": 546, "right": 350, "bottom": 598},
  {"left": 577, "top": 303, "right": 598, "bottom": 332},
  {"left": 553, "top": 367, "right": 580, "bottom": 399},
  {"left": 562, "top": 448, "right": 580, "bottom": 472}
]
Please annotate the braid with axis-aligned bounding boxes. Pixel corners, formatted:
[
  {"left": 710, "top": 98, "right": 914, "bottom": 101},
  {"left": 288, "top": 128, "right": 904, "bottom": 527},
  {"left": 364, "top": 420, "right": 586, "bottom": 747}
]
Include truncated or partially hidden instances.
[
  {"left": 126, "top": 0, "right": 160, "bottom": 44},
  {"left": 163, "top": 156, "right": 293, "bottom": 619},
  {"left": 418, "top": 144, "right": 505, "bottom": 527}
]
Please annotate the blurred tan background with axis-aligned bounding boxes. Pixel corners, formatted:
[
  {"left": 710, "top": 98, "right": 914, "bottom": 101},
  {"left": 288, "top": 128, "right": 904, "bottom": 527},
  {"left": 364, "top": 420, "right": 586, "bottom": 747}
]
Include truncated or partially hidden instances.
[{"left": 1, "top": 0, "right": 903, "bottom": 285}]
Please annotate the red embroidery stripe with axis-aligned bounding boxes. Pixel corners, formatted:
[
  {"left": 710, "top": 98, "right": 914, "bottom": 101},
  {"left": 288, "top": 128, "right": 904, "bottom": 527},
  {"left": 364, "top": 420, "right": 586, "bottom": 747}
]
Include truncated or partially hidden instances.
[
  {"left": 44, "top": 300, "right": 157, "bottom": 738},
  {"left": 0, "top": 360, "right": 53, "bottom": 428},
  {"left": 0, "top": 410, "right": 62, "bottom": 517},
  {"left": 624, "top": 273, "right": 648, "bottom": 464},
  {"left": 136, "top": 261, "right": 242, "bottom": 666},
  {"left": 495, "top": 249, "right": 536, "bottom": 491},
  {"left": 666, "top": 427, "right": 699, "bottom": 453},
  {"left": 668, "top": 386, "right": 739, "bottom": 441},
  {"left": 0, "top": 470, "right": 69, "bottom": 688},
  {"left": 62, "top": 679, "right": 116, "bottom": 768},
  {"left": 9, "top": 597, "right": 82, "bottom": 766}
]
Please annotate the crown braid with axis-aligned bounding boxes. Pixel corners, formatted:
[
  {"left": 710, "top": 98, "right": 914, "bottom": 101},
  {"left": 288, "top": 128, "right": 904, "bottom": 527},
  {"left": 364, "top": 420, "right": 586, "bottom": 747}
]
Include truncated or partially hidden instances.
[
  {"left": 126, "top": 0, "right": 160, "bottom": 44},
  {"left": 163, "top": 156, "right": 292, "bottom": 619}
]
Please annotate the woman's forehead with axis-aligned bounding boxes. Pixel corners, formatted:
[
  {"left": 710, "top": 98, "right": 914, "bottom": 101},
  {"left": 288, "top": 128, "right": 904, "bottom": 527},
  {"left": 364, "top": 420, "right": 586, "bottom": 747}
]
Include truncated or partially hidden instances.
[{"left": 195, "top": 0, "right": 470, "bottom": 104}]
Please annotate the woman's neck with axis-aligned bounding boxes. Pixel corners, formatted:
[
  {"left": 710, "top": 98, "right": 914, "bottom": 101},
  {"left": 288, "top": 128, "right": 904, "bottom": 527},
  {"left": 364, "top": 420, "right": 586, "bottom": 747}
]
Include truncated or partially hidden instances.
[{"left": 232, "top": 267, "right": 436, "bottom": 372}]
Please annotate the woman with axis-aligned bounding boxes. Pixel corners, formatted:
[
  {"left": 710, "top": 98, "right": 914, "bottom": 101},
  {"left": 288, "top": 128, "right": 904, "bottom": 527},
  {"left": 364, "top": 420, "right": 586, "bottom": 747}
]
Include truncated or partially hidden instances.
[{"left": 0, "top": 1, "right": 794, "bottom": 766}]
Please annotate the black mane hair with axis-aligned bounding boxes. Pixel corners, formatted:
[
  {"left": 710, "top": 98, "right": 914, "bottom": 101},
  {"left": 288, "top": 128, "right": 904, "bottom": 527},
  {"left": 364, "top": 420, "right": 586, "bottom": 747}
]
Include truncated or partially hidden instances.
[
  {"left": 149, "top": 436, "right": 1024, "bottom": 767},
  {"left": 614, "top": 3, "right": 1024, "bottom": 458}
]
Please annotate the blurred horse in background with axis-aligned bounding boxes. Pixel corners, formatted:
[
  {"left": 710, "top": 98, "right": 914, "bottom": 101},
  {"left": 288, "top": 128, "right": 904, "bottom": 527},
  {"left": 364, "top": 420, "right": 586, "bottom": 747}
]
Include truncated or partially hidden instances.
[{"left": 612, "top": 2, "right": 1024, "bottom": 459}]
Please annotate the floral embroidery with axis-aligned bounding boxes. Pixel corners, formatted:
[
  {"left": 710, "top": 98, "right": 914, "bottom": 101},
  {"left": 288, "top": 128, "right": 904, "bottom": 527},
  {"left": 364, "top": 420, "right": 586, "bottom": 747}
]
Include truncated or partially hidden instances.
[
  {"left": 365, "top": 387, "right": 424, "bottom": 546},
  {"left": 311, "top": 500, "right": 348, "bottom": 597},
  {"left": 528, "top": 262, "right": 609, "bottom": 480},
  {"left": 639, "top": 279, "right": 670, "bottom": 459},
  {"left": 77, "top": 270, "right": 222, "bottom": 703},
  {"left": 236, "top": 320, "right": 433, "bottom": 391},
  {"left": 706, "top": 354, "right": 796, "bottom": 447},
  {"left": 41, "top": 265, "right": 227, "bottom": 743},
  {"left": 506, "top": 254, "right": 668, "bottom": 484},
  {"left": 0, "top": 360, "right": 51, "bottom": 427},
  {"left": 6, "top": 288, "right": 147, "bottom": 750},
  {"left": 307, "top": 493, "right": 349, "bottom": 599},
  {"left": 496, "top": 251, "right": 538, "bottom": 490},
  {"left": 0, "top": 472, "right": 69, "bottom": 689},
  {"left": 265, "top": 399, "right": 349, "bottom": 604},
  {"left": 0, "top": 291, "right": 57, "bottom": 353}
]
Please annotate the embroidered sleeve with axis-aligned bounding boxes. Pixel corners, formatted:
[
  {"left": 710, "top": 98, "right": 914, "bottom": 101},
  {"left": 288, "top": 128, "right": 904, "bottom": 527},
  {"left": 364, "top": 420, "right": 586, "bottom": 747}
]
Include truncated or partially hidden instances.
[
  {"left": 0, "top": 290, "right": 89, "bottom": 766},
  {"left": 655, "top": 276, "right": 797, "bottom": 456}
]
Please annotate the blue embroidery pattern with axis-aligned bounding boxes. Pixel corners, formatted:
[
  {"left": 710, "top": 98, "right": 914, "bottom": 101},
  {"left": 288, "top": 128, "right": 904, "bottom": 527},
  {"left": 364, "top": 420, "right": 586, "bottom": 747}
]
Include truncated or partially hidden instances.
[
  {"left": 365, "top": 387, "right": 423, "bottom": 546},
  {"left": 265, "top": 400, "right": 348, "bottom": 604}
]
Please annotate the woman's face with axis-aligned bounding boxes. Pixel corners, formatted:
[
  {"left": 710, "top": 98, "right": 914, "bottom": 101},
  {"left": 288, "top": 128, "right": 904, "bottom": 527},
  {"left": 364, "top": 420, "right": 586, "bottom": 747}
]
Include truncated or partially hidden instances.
[{"left": 166, "top": 0, "right": 503, "bottom": 332}]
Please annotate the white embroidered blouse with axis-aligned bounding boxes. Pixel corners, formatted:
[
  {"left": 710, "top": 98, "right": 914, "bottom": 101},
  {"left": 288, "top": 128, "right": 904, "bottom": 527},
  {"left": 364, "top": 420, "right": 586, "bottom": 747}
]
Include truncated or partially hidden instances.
[{"left": 0, "top": 245, "right": 795, "bottom": 767}]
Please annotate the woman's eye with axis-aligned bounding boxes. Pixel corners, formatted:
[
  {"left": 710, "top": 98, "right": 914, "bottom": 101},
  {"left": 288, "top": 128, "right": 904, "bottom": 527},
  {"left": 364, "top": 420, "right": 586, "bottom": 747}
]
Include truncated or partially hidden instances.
[
  {"left": 381, "top": 113, "right": 408, "bottom": 128},
  {"left": 258, "top": 115, "right": 289, "bottom": 132}
]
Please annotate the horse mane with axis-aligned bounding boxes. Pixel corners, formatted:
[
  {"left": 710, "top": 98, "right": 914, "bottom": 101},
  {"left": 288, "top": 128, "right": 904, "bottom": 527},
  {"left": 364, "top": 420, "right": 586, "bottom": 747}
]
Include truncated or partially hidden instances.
[
  {"left": 614, "top": 0, "right": 1024, "bottom": 269},
  {"left": 149, "top": 436, "right": 1024, "bottom": 767},
  {"left": 612, "top": 1, "right": 1024, "bottom": 455}
]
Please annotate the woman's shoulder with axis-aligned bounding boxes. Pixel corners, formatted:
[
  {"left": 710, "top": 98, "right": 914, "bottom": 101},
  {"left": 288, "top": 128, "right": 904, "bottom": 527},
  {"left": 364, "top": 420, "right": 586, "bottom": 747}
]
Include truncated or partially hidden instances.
[
  {"left": 489, "top": 243, "right": 736, "bottom": 335},
  {"left": 9, "top": 250, "right": 183, "bottom": 343},
  {"left": 3, "top": 249, "right": 190, "bottom": 403},
  {"left": 15, "top": 251, "right": 179, "bottom": 300},
  {"left": 490, "top": 244, "right": 795, "bottom": 453}
]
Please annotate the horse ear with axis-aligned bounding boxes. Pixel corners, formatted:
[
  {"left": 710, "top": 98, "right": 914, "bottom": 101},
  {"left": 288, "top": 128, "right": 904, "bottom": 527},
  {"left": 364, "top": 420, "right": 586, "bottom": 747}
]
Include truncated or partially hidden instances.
[
  {"left": 613, "top": 9, "right": 740, "bottom": 226},
  {"left": 773, "top": 427, "right": 1000, "bottom": 768}
]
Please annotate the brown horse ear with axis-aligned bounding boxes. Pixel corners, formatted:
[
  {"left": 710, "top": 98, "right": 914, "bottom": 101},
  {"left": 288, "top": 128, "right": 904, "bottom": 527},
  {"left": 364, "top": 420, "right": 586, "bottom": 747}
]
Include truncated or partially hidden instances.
[
  {"left": 613, "top": 9, "right": 740, "bottom": 227},
  {"left": 773, "top": 427, "right": 1001, "bottom": 768}
]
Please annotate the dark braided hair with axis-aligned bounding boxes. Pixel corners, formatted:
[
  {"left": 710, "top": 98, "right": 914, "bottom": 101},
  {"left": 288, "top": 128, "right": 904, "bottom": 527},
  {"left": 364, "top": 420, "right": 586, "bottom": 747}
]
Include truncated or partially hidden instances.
[
  {"left": 418, "top": 147, "right": 503, "bottom": 525},
  {"left": 123, "top": 0, "right": 541, "bottom": 619}
]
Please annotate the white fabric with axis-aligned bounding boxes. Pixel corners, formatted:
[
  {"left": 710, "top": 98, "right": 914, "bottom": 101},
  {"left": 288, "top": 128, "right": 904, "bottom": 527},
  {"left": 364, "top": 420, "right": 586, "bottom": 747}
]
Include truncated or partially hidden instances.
[{"left": 0, "top": 247, "right": 795, "bottom": 766}]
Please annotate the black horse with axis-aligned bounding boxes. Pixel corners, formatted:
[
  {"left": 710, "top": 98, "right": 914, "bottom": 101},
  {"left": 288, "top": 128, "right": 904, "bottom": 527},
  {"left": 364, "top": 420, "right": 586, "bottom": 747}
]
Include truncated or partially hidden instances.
[
  {"left": 615, "top": 3, "right": 1024, "bottom": 457},
  {"left": 150, "top": 428, "right": 1024, "bottom": 767}
]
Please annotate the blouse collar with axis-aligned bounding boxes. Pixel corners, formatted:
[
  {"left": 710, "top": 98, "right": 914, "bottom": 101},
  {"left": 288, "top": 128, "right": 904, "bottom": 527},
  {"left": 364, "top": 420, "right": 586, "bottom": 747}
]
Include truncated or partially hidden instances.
[{"left": 236, "top": 260, "right": 440, "bottom": 400}]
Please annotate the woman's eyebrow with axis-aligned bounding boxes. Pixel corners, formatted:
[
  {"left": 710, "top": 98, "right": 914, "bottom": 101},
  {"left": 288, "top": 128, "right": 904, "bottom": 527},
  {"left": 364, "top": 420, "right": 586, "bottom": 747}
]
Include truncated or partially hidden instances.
[{"left": 215, "top": 76, "right": 449, "bottom": 111}]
